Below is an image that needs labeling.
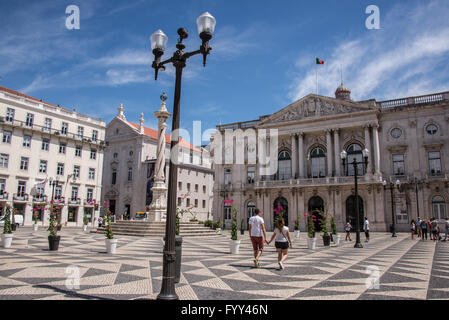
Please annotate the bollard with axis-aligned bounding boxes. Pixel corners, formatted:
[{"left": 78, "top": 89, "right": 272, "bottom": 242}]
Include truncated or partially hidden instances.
[{"left": 174, "top": 235, "right": 183, "bottom": 283}]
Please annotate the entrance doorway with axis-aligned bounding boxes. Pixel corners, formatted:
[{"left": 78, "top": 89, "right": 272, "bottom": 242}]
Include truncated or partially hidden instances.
[
  {"left": 346, "top": 196, "right": 364, "bottom": 231},
  {"left": 273, "top": 197, "right": 288, "bottom": 226},
  {"left": 125, "top": 204, "right": 131, "bottom": 220},
  {"left": 308, "top": 196, "right": 324, "bottom": 231},
  {"left": 246, "top": 201, "right": 256, "bottom": 230}
]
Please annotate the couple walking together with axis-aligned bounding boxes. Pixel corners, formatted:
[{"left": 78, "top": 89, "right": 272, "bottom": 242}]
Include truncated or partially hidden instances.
[{"left": 248, "top": 209, "right": 293, "bottom": 270}]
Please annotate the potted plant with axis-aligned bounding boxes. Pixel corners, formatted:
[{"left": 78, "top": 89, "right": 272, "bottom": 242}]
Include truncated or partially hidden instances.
[
  {"left": 226, "top": 199, "right": 241, "bottom": 254},
  {"left": 57, "top": 221, "right": 62, "bottom": 231},
  {"left": 103, "top": 202, "right": 117, "bottom": 254},
  {"left": 10, "top": 208, "right": 17, "bottom": 231},
  {"left": 331, "top": 216, "right": 340, "bottom": 246},
  {"left": 83, "top": 216, "right": 89, "bottom": 232},
  {"left": 47, "top": 204, "right": 61, "bottom": 251},
  {"left": 240, "top": 218, "right": 245, "bottom": 235},
  {"left": 294, "top": 218, "right": 300, "bottom": 239},
  {"left": 320, "top": 211, "right": 331, "bottom": 246},
  {"left": 306, "top": 213, "right": 317, "bottom": 249},
  {"left": 32, "top": 206, "right": 40, "bottom": 231},
  {"left": 2, "top": 205, "right": 13, "bottom": 248}
]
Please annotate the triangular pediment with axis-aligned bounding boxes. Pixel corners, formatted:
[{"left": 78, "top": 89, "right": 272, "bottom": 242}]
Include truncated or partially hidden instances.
[
  {"left": 259, "top": 94, "right": 375, "bottom": 125},
  {"left": 106, "top": 117, "right": 140, "bottom": 138}
]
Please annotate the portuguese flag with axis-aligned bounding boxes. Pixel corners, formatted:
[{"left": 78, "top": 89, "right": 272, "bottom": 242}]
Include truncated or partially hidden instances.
[{"left": 316, "top": 57, "right": 325, "bottom": 65}]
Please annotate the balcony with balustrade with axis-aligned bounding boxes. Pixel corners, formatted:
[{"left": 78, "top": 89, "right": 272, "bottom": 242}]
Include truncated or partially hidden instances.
[
  {"left": 68, "top": 197, "right": 81, "bottom": 205},
  {"left": 13, "top": 193, "right": 29, "bottom": 202},
  {"left": 32, "top": 194, "right": 48, "bottom": 203},
  {"left": 84, "top": 199, "right": 97, "bottom": 207},
  {"left": 0, "top": 191, "right": 8, "bottom": 201}
]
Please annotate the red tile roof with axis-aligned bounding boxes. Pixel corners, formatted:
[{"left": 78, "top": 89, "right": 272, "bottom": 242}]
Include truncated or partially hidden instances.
[
  {"left": 127, "top": 121, "right": 202, "bottom": 152},
  {"left": 0, "top": 86, "right": 58, "bottom": 108}
]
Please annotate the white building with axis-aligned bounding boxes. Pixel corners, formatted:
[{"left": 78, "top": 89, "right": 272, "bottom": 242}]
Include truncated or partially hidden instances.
[
  {"left": 0, "top": 86, "right": 106, "bottom": 227},
  {"left": 101, "top": 104, "right": 214, "bottom": 222}
]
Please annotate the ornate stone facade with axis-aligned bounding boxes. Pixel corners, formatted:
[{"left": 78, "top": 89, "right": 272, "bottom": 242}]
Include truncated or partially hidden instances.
[{"left": 213, "top": 87, "right": 449, "bottom": 232}]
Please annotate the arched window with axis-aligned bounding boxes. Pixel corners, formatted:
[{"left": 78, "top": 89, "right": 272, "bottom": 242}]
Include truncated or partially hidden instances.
[
  {"left": 432, "top": 196, "right": 446, "bottom": 220},
  {"left": 346, "top": 144, "right": 365, "bottom": 176},
  {"left": 247, "top": 201, "right": 256, "bottom": 218},
  {"left": 310, "top": 147, "right": 326, "bottom": 178},
  {"left": 278, "top": 150, "right": 292, "bottom": 180},
  {"left": 224, "top": 203, "right": 232, "bottom": 221}
]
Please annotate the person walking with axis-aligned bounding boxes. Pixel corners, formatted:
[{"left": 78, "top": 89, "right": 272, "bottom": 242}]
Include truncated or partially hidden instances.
[
  {"left": 248, "top": 208, "right": 267, "bottom": 268},
  {"left": 363, "top": 217, "right": 370, "bottom": 243},
  {"left": 416, "top": 217, "right": 422, "bottom": 238},
  {"left": 428, "top": 218, "right": 434, "bottom": 240},
  {"left": 410, "top": 219, "right": 416, "bottom": 240},
  {"left": 345, "top": 221, "right": 352, "bottom": 241},
  {"left": 444, "top": 217, "right": 449, "bottom": 241},
  {"left": 421, "top": 218, "right": 428, "bottom": 241},
  {"left": 431, "top": 218, "right": 439, "bottom": 241},
  {"left": 267, "top": 218, "right": 292, "bottom": 270}
]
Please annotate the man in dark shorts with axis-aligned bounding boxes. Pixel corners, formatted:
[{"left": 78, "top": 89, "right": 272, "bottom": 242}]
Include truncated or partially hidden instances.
[
  {"left": 363, "top": 217, "right": 370, "bottom": 243},
  {"left": 248, "top": 209, "right": 267, "bottom": 268}
]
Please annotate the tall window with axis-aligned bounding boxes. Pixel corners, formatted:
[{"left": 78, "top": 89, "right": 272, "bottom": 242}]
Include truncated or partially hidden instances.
[
  {"left": 57, "top": 163, "right": 64, "bottom": 176},
  {"left": 189, "top": 150, "right": 194, "bottom": 164},
  {"left": 194, "top": 199, "right": 198, "bottom": 208},
  {"left": 310, "top": 147, "right": 326, "bottom": 178},
  {"left": 346, "top": 144, "right": 365, "bottom": 176},
  {"left": 0, "top": 179, "right": 5, "bottom": 194},
  {"left": 39, "top": 160, "right": 47, "bottom": 173},
  {"left": 41, "top": 139, "right": 50, "bottom": 151},
  {"left": 127, "top": 167, "right": 133, "bottom": 181},
  {"left": 90, "top": 149, "right": 97, "bottom": 160},
  {"left": 202, "top": 200, "right": 206, "bottom": 208},
  {"left": 187, "top": 183, "right": 191, "bottom": 192},
  {"left": 61, "top": 122, "right": 68, "bottom": 135},
  {"left": 247, "top": 166, "right": 255, "bottom": 184},
  {"left": 112, "top": 170, "right": 117, "bottom": 185},
  {"left": 278, "top": 150, "right": 292, "bottom": 180},
  {"left": 0, "top": 154, "right": 8, "bottom": 168},
  {"left": 25, "top": 113, "right": 34, "bottom": 127},
  {"left": 44, "top": 118, "right": 52, "bottom": 132},
  {"left": 54, "top": 185, "right": 62, "bottom": 200},
  {"left": 429, "top": 151, "right": 442, "bottom": 175},
  {"left": 23, "top": 135, "right": 31, "bottom": 148},
  {"left": 432, "top": 196, "right": 446, "bottom": 220},
  {"left": 224, "top": 168, "right": 232, "bottom": 185},
  {"left": 88, "top": 168, "right": 95, "bottom": 180},
  {"left": 393, "top": 154, "right": 405, "bottom": 176},
  {"left": 73, "top": 166, "right": 80, "bottom": 178},
  {"left": 2, "top": 130, "right": 11, "bottom": 144},
  {"left": 71, "top": 186, "right": 78, "bottom": 200},
  {"left": 59, "top": 142, "right": 66, "bottom": 154},
  {"left": 5, "top": 108, "right": 15, "bottom": 122},
  {"left": 87, "top": 188, "right": 94, "bottom": 201},
  {"left": 20, "top": 157, "right": 29, "bottom": 170},
  {"left": 195, "top": 184, "right": 198, "bottom": 192},
  {"left": 92, "top": 130, "right": 98, "bottom": 141},
  {"left": 78, "top": 126, "right": 84, "bottom": 138},
  {"left": 247, "top": 201, "right": 256, "bottom": 218},
  {"left": 224, "top": 203, "right": 232, "bottom": 220},
  {"left": 36, "top": 185, "right": 45, "bottom": 197},
  {"left": 17, "top": 181, "right": 26, "bottom": 196},
  {"left": 75, "top": 146, "right": 82, "bottom": 157},
  {"left": 178, "top": 182, "right": 182, "bottom": 190},
  {"left": 203, "top": 185, "right": 206, "bottom": 193}
]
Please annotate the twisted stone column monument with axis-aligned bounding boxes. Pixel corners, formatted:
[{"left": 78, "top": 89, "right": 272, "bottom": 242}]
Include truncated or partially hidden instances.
[{"left": 149, "top": 93, "right": 171, "bottom": 222}]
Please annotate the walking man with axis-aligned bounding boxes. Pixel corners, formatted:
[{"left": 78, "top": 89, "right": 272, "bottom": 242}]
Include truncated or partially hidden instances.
[
  {"left": 416, "top": 217, "right": 422, "bottom": 238},
  {"left": 248, "top": 208, "right": 267, "bottom": 268},
  {"left": 363, "top": 217, "right": 370, "bottom": 243}
]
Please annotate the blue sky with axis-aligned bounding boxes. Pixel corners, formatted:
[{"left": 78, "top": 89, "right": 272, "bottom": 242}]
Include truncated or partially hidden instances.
[{"left": 1, "top": 0, "right": 449, "bottom": 145}]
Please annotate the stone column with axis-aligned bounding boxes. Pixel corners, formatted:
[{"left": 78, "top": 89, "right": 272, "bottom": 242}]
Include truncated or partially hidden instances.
[
  {"left": 364, "top": 125, "right": 372, "bottom": 174},
  {"left": 149, "top": 97, "right": 172, "bottom": 222},
  {"left": 372, "top": 124, "right": 381, "bottom": 175},
  {"left": 334, "top": 129, "right": 341, "bottom": 176},
  {"left": 326, "top": 129, "right": 333, "bottom": 177},
  {"left": 291, "top": 134, "right": 297, "bottom": 179},
  {"left": 298, "top": 132, "right": 305, "bottom": 178},
  {"left": 297, "top": 189, "right": 305, "bottom": 231}
]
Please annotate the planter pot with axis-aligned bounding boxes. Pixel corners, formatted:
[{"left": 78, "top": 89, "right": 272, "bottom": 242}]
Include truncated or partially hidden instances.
[
  {"left": 323, "top": 234, "right": 331, "bottom": 247},
  {"left": 83, "top": 225, "right": 88, "bottom": 232},
  {"left": 307, "top": 237, "right": 317, "bottom": 250},
  {"left": 2, "top": 234, "right": 13, "bottom": 248},
  {"left": 230, "top": 239, "right": 241, "bottom": 254},
  {"left": 295, "top": 230, "right": 300, "bottom": 239},
  {"left": 33, "top": 224, "right": 38, "bottom": 231},
  {"left": 57, "top": 226, "right": 62, "bottom": 231},
  {"left": 11, "top": 224, "right": 17, "bottom": 231},
  {"left": 48, "top": 236, "right": 61, "bottom": 251},
  {"left": 105, "top": 238, "right": 118, "bottom": 254},
  {"left": 333, "top": 234, "right": 341, "bottom": 246}
]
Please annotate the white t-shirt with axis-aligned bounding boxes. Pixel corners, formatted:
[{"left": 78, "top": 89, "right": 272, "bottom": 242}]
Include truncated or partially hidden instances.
[
  {"left": 364, "top": 220, "right": 370, "bottom": 231},
  {"left": 274, "top": 226, "right": 289, "bottom": 242},
  {"left": 249, "top": 215, "right": 264, "bottom": 237}
]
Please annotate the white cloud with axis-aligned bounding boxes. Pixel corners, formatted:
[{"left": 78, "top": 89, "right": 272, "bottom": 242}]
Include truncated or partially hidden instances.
[{"left": 288, "top": 0, "right": 449, "bottom": 102}]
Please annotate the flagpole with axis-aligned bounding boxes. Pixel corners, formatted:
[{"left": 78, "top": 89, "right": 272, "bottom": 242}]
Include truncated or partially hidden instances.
[{"left": 315, "top": 59, "right": 318, "bottom": 95}]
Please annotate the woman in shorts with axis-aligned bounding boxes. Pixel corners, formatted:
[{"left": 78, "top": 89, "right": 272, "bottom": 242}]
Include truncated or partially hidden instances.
[{"left": 267, "top": 218, "right": 292, "bottom": 270}]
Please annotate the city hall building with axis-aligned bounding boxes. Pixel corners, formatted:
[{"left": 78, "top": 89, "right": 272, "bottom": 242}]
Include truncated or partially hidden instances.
[
  {"left": 0, "top": 86, "right": 106, "bottom": 226},
  {"left": 212, "top": 85, "right": 449, "bottom": 232}
]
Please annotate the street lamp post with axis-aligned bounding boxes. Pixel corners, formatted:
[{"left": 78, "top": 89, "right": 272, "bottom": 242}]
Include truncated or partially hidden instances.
[
  {"left": 150, "top": 12, "right": 216, "bottom": 301},
  {"left": 340, "top": 148, "right": 369, "bottom": 248},
  {"left": 413, "top": 177, "right": 423, "bottom": 219},
  {"left": 383, "top": 179, "right": 400, "bottom": 237}
]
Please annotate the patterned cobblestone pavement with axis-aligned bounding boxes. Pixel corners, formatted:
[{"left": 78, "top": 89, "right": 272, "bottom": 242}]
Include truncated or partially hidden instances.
[{"left": 0, "top": 227, "right": 448, "bottom": 300}]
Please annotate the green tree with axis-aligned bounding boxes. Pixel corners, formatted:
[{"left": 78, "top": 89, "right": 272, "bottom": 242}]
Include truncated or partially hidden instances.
[{"left": 3, "top": 205, "right": 12, "bottom": 234}]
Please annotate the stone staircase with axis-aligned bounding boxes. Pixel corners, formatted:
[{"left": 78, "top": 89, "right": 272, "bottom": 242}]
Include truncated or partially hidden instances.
[{"left": 93, "top": 220, "right": 220, "bottom": 237}]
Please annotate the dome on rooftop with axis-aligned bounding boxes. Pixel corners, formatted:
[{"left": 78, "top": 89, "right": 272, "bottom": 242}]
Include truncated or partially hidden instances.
[{"left": 335, "top": 83, "right": 351, "bottom": 100}]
